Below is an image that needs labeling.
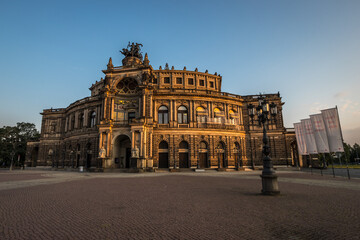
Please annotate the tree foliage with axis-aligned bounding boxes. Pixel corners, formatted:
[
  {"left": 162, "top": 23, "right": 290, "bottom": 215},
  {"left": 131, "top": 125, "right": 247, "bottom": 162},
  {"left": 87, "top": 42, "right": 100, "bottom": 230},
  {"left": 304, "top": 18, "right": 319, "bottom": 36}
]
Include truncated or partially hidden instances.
[{"left": 0, "top": 122, "right": 40, "bottom": 167}]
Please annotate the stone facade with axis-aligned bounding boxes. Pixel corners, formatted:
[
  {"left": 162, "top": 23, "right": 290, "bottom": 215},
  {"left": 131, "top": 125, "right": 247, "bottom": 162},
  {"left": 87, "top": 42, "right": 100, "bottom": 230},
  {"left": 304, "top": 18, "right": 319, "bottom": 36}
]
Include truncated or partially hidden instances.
[{"left": 26, "top": 44, "right": 297, "bottom": 170}]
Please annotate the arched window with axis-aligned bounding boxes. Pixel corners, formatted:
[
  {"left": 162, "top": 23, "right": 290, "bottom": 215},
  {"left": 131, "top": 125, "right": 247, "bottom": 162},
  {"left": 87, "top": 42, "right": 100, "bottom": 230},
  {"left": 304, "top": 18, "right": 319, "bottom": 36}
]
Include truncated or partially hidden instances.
[
  {"left": 78, "top": 113, "right": 84, "bottom": 128},
  {"left": 159, "top": 141, "right": 169, "bottom": 149},
  {"left": 90, "top": 111, "right": 96, "bottom": 127},
  {"left": 200, "top": 141, "right": 208, "bottom": 149},
  {"left": 213, "top": 108, "right": 221, "bottom": 113},
  {"left": 116, "top": 78, "right": 139, "bottom": 94},
  {"left": 214, "top": 108, "right": 222, "bottom": 123},
  {"left": 158, "top": 106, "right": 168, "bottom": 124},
  {"left": 229, "top": 109, "right": 236, "bottom": 124},
  {"left": 179, "top": 141, "right": 189, "bottom": 149},
  {"left": 178, "top": 106, "right": 188, "bottom": 124},
  {"left": 196, "top": 106, "right": 207, "bottom": 123}
]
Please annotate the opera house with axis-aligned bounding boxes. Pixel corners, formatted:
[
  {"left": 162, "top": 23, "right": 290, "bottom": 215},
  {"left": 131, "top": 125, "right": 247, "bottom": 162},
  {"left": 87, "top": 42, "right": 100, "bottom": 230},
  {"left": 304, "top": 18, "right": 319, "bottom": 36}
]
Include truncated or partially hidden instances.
[{"left": 26, "top": 43, "right": 296, "bottom": 171}]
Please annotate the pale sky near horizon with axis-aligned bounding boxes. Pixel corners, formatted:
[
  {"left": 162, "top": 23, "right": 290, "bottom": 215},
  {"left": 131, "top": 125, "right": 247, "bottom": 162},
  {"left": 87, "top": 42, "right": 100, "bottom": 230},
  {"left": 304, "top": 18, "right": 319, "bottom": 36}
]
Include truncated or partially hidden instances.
[{"left": 0, "top": 0, "right": 359, "bottom": 145}]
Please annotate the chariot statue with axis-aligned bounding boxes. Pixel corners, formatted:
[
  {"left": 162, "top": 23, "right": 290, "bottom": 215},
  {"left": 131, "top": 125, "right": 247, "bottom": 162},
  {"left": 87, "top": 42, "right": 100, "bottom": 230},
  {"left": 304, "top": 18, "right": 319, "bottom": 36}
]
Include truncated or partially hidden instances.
[{"left": 120, "top": 42, "right": 143, "bottom": 60}]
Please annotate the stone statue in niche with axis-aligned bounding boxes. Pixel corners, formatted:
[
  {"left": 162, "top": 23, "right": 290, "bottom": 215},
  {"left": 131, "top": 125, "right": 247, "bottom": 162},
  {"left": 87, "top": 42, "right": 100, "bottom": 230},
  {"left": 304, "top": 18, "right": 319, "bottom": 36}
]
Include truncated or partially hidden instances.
[
  {"left": 132, "top": 146, "right": 139, "bottom": 158},
  {"left": 98, "top": 147, "right": 106, "bottom": 158}
]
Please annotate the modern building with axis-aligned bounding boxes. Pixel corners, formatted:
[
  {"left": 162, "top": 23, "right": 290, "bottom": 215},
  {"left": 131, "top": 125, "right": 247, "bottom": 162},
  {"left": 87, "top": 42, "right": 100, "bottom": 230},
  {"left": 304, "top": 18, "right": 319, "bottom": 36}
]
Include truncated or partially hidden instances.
[{"left": 26, "top": 43, "right": 297, "bottom": 171}]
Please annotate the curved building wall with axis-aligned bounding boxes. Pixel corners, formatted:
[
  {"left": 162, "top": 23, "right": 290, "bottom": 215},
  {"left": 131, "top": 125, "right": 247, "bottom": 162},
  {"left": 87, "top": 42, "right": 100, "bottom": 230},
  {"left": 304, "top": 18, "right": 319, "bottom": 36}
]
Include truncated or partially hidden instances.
[{"left": 26, "top": 49, "right": 295, "bottom": 170}]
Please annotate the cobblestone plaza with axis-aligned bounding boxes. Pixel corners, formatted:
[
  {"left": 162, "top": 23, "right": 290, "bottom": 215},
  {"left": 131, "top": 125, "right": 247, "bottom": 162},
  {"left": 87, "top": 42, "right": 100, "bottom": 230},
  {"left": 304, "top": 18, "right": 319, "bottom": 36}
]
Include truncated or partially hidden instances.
[{"left": 0, "top": 169, "right": 359, "bottom": 240}]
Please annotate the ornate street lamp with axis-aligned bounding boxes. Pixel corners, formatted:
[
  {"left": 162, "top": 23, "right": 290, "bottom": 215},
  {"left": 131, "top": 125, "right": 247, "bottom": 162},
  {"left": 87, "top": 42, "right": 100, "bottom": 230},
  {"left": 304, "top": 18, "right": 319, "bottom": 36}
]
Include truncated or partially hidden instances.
[{"left": 248, "top": 95, "right": 280, "bottom": 195}]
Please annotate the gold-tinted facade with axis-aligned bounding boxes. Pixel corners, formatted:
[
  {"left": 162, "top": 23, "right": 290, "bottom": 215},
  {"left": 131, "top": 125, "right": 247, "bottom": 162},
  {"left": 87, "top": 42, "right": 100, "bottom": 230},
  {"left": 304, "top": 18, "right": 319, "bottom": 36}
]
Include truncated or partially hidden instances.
[{"left": 26, "top": 45, "right": 296, "bottom": 171}]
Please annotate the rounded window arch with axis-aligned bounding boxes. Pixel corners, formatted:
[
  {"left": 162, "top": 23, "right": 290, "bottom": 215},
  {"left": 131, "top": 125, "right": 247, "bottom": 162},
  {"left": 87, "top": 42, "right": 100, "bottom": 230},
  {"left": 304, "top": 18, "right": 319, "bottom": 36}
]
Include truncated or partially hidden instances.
[
  {"left": 178, "top": 106, "right": 188, "bottom": 124},
  {"left": 217, "top": 141, "right": 225, "bottom": 150},
  {"left": 196, "top": 106, "right": 206, "bottom": 112},
  {"left": 200, "top": 141, "right": 208, "bottom": 149},
  {"left": 213, "top": 108, "right": 221, "bottom": 113},
  {"left": 179, "top": 141, "right": 189, "bottom": 149},
  {"left": 196, "top": 106, "right": 207, "bottom": 123},
  {"left": 159, "top": 140, "right": 169, "bottom": 149},
  {"left": 158, "top": 106, "right": 168, "bottom": 124},
  {"left": 116, "top": 78, "right": 139, "bottom": 94}
]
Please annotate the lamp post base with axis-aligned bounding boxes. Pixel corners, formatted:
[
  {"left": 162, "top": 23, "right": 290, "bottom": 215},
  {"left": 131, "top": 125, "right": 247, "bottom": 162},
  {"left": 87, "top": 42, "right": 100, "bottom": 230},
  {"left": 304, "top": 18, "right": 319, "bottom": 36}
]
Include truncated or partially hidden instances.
[{"left": 260, "top": 174, "right": 280, "bottom": 196}]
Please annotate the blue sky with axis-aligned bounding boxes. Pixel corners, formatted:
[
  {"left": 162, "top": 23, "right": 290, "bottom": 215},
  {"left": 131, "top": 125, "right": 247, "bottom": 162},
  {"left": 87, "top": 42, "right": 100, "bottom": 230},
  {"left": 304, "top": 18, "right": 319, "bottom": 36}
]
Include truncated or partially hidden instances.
[{"left": 0, "top": 0, "right": 359, "bottom": 144}]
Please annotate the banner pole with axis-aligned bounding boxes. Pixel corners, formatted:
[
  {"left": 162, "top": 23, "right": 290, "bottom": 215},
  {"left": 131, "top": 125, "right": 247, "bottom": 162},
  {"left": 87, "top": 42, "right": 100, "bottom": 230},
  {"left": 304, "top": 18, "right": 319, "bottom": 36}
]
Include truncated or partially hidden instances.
[
  {"left": 319, "top": 153, "right": 323, "bottom": 176},
  {"left": 330, "top": 153, "right": 335, "bottom": 178},
  {"left": 342, "top": 152, "right": 351, "bottom": 180},
  {"left": 335, "top": 106, "right": 350, "bottom": 179}
]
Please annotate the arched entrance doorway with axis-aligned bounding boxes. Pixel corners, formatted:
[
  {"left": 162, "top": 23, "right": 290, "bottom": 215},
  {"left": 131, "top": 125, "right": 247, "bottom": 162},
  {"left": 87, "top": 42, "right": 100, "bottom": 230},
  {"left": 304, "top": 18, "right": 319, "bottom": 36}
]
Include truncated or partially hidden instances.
[
  {"left": 216, "top": 141, "right": 226, "bottom": 168},
  {"left": 158, "top": 141, "right": 169, "bottom": 168},
  {"left": 113, "top": 135, "right": 131, "bottom": 168},
  {"left": 199, "top": 141, "right": 208, "bottom": 168},
  {"left": 179, "top": 141, "right": 189, "bottom": 168}
]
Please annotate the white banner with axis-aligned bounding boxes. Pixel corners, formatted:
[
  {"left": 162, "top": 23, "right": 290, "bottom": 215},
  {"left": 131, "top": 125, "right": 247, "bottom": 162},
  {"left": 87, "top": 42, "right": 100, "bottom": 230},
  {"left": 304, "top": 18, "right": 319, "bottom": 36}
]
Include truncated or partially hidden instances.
[
  {"left": 310, "top": 114, "right": 330, "bottom": 153},
  {"left": 301, "top": 119, "right": 318, "bottom": 154},
  {"left": 321, "top": 107, "right": 344, "bottom": 152},
  {"left": 294, "top": 122, "right": 308, "bottom": 155}
]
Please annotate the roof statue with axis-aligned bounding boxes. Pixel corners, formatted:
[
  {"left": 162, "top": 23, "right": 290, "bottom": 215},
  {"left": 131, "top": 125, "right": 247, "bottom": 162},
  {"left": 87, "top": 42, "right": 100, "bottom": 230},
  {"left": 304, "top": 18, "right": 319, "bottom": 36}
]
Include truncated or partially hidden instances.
[{"left": 120, "top": 42, "right": 143, "bottom": 60}]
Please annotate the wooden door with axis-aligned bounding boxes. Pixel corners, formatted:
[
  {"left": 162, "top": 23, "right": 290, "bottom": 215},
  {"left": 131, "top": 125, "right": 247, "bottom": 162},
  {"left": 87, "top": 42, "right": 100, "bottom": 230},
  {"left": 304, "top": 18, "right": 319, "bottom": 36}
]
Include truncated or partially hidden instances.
[
  {"left": 158, "top": 153, "right": 169, "bottom": 168},
  {"left": 199, "top": 153, "right": 207, "bottom": 168},
  {"left": 179, "top": 153, "right": 189, "bottom": 168}
]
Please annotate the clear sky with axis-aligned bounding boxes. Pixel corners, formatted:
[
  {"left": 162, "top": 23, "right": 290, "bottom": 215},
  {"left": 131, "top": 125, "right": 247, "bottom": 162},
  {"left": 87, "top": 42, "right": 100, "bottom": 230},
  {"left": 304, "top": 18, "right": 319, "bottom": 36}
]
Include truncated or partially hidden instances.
[{"left": 0, "top": 0, "right": 359, "bottom": 145}]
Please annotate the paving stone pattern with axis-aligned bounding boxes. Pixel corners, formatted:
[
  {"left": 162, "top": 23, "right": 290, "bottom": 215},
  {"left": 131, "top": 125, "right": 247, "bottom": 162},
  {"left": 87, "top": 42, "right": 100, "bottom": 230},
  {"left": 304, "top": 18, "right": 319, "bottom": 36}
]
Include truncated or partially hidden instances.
[{"left": 0, "top": 171, "right": 359, "bottom": 240}]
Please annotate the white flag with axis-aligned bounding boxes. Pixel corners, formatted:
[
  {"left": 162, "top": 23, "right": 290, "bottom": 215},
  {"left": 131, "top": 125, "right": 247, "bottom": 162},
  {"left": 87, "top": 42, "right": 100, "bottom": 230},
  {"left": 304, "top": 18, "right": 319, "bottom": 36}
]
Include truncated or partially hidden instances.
[
  {"left": 310, "top": 114, "right": 330, "bottom": 153},
  {"left": 321, "top": 107, "right": 344, "bottom": 152},
  {"left": 301, "top": 119, "right": 318, "bottom": 154},
  {"left": 294, "top": 122, "right": 308, "bottom": 155}
]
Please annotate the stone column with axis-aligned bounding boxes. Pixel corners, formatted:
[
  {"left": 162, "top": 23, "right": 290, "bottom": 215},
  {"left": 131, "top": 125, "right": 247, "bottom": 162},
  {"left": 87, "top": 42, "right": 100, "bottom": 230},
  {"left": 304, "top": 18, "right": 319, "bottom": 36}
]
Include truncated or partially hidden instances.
[
  {"left": 149, "top": 132, "right": 153, "bottom": 158},
  {"left": 153, "top": 101, "right": 157, "bottom": 122},
  {"left": 110, "top": 98, "right": 114, "bottom": 120},
  {"left": 174, "top": 100, "right": 177, "bottom": 123},
  {"left": 107, "top": 132, "right": 111, "bottom": 157},
  {"left": 142, "top": 95, "right": 146, "bottom": 117},
  {"left": 140, "top": 131, "right": 144, "bottom": 157},
  {"left": 74, "top": 112, "right": 79, "bottom": 129},
  {"left": 65, "top": 117, "right": 68, "bottom": 132},
  {"left": 144, "top": 129, "right": 147, "bottom": 158},
  {"left": 170, "top": 100, "right": 173, "bottom": 122},
  {"left": 149, "top": 95, "right": 153, "bottom": 118},
  {"left": 131, "top": 131, "right": 135, "bottom": 149}
]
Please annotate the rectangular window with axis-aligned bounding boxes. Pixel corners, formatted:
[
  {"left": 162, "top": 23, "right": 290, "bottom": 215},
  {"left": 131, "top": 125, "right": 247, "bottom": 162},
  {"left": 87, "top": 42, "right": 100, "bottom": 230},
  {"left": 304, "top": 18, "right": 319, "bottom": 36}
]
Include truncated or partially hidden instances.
[
  {"left": 176, "top": 77, "right": 182, "bottom": 84},
  {"left": 128, "top": 112, "right": 135, "bottom": 122},
  {"left": 178, "top": 113, "right": 182, "bottom": 123},
  {"left": 199, "top": 79, "right": 205, "bottom": 86},
  {"left": 164, "top": 77, "right": 170, "bottom": 84},
  {"left": 158, "top": 113, "right": 163, "bottom": 124},
  {"left": 188, "top": 78, "right": 194, "bottom": 85},
  {"left": 210, "top": 81, "right": 214, "bottom": 88},
  {"left": 158, "top": 113, "right": 168, "bottom": 124}
]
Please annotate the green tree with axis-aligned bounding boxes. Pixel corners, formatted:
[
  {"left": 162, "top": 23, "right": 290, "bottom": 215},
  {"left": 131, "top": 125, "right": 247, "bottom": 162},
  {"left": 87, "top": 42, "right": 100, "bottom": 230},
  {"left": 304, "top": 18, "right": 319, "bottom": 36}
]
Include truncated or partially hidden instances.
[{"left": 0, "top": 122, "right": 40, "bottom": 167}]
